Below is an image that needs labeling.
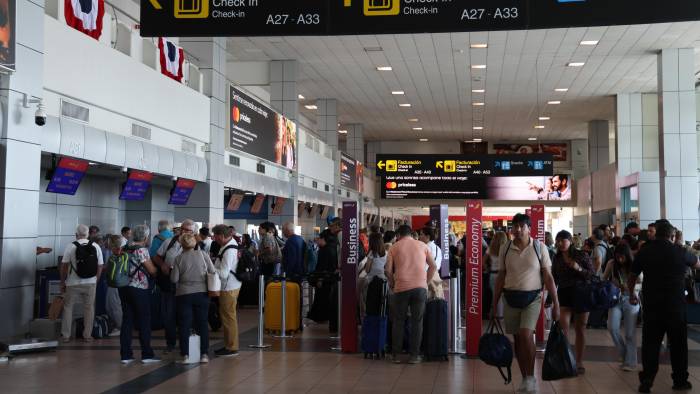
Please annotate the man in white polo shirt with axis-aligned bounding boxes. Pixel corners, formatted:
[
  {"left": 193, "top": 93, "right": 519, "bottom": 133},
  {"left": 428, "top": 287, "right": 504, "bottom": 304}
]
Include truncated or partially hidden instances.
[{"left": 60, "top": 224, "right": 104, "bottom": 342}]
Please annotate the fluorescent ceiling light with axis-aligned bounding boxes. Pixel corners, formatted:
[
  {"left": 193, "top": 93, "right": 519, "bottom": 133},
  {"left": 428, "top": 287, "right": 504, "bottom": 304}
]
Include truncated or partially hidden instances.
[
  {"left": 539, "top": 116, "right": 551, "bottom": 121},
  {"left": 473, "top": 138, "right": 483, "bottom": 142},
  {"left": 470, "top": 43, "right": 488, "bottom": 49},
  {"left": 305, "top": 105, "right": 318, "bottom": 110},
  {"left": 298, "top": 94, "right": 305, "bottom": 100},
  {"left": 547, "top": 100, "right": 561, "bottom": 105},
  {"left": 412, "top": 127, "right": 423, "bottom": 131},
  {"left": 472, "top": 89, "right": 485, "bottom": 93},
  {"left": 399, "top": 103, "right": 412, "bottom": 107},
  {"left": 392, "top": 91, "right": 405, "bottom": 95},
  {"left": 376, "top": 66, "right": 393, "bottom": 71},
  {"left": 471, "top": 65, "right": 487, "bottom": 69},
  {"left": 535, "top": 125, "right": 546, "bottom": 129},
  {"left": 555, "top": 88, "right": 569, "bottom": 92},
  {"left": 408, "top": 118, "right": 419, "bottom": 122},
  {"left": 580, "top": 40, "right": 599, "bottom": 46},
  {"left": 528, "top": 137, "right": 538, "bottom": 141},
  {"left": 473, "top": 126, "right": 484, "bottom": 130},
  {"left": 419, "top": 138, "right": 429, "bottom": 142},
  {"left": 338, "top": 130, "right": 347, "bottom": 134},
  {"left": 472, "top": 102, "right": 485, "bottom": 106},
  {"left": 567, "top": 62, "right": 585, "bottom": 67}
]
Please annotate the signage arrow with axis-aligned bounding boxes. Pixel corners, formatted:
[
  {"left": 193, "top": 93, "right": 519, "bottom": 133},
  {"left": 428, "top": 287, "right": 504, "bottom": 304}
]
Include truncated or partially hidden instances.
[
  {"left": 149, "top": 0, "right": 162, "bottom": 10},
  {"left": 377, "top": 161, "right": 385, "bottom": 170},
  {"left": 436, "top": 161, "right": 444, "bottom": 169}
]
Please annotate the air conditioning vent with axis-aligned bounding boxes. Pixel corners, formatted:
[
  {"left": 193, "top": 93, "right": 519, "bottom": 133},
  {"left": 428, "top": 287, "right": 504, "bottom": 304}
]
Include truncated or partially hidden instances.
[
  {"left": 256, "top": 163, "right": 265, "bottom": 174},
  {"left": 325, "top": 184, "right": 330, "bottom": 192},
  {"left": 346, "top": 192, "right": 350, "bottom": 198},
  {"left": 131, "top": 124, "right": 152, "bottom": 140},
  {"left": 312, "top": 180, "right": 318, "bottom": 189},
  {"left": 229, "top": 155, "right": 240, "bottom": 166},
  {"left": 181, "top": 139, "right": 196, "bottom": 154},
  {"left": 61, "top": 100, "right": 89, "bottom": 123},
  {"left": 337, "top": 189, "right": 341, "bottom": 195}
]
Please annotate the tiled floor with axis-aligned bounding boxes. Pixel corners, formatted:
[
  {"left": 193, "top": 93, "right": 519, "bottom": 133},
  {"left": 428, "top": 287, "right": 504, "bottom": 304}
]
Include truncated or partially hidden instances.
[{"left": 2, "top": 308, "right": 700, "bottom": 394}]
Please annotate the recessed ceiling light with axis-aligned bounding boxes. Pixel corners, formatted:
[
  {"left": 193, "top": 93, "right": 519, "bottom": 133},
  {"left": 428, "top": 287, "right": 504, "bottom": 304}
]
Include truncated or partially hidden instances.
[
  {"left": 580, "top": 40, "right": 599, "bottom": 46},
  {"left": 412, "top": 127, "right": 423, "bottom": 131},
  {"left": 399, "top": 103, "right": 412, "bottom": 107},
  {"left": 547, "top": 100, "right": 561, "bottom": 105},
  {"left": 298, "top": 94, "right": 305, "bottom": 100},
  {"left": 473, "top": 138, "right": 483, "bottom": 142},
  {"left": 555, "top": 88, "right": 569, "bottom": 92},
  {"left": 408, "top": 118, "right": 419, "bottom": 122},
  {"left": 338, "top": 130, "right": 347, "bottom": 134},
  {"left": 305, "top": 105, "right": 318, "bottom": 110},
  {"left": 473, "top": 126, "right": 484, "bottom": 130},
  {"left": 471, "top": 65, "right": 487, "bottom": 69},
  {"left": 392, "top": 91, "right": 405, "bottom": 95},
  {"left": 535, "top": 125, "right": 546, "bottom": 129},
  {"left": 470, "top": 43, "right": 488, "bottom": 49},
  {"left": 539, "top": 116, "right": 551, "bottom": 121},
  {"left": 567, "top": 62, "right": 585, "bottom": 67},
  {"left": 472, "top": 89, "right": 485, "bottom": 93},
  {"left": 473, "top": 102, "right": 485, "bottom": 106},
  {"left": 419, "top": 138, "right": 429, "bottom": 142},
  {"left": 528, "top": 137, "right": 538, "bottom": 141},
  {"left": 364, "top": 47, "right": 383, "bottom": 52},
  {"left": 376, "top": 66, "right": 393, "bottom": 71}
]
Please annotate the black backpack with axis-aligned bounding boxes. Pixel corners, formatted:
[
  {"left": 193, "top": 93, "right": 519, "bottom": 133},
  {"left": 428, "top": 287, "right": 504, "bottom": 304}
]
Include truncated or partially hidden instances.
[
  {"left": 230, "top": 246, "right": 259, "bottom": 282},
  {"left": 72, "top": 241, "right": 99, "bottom": 278}
]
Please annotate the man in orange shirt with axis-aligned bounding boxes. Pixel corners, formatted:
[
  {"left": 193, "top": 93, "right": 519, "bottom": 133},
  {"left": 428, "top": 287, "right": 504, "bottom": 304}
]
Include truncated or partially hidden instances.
[{"left": 385, "top": 225, "right": 437, "bottom": 364}]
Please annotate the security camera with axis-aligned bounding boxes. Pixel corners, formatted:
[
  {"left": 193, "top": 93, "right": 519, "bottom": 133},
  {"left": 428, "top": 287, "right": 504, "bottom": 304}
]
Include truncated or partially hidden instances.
[{"left": 35, "top": 103, "right": 46, "bottom": 126}]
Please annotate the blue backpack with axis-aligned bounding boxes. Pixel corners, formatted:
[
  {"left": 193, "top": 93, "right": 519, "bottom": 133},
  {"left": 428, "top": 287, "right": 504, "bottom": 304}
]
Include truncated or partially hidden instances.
[{"left": 479, "top": 318, "right": 513, "bottom": 384}]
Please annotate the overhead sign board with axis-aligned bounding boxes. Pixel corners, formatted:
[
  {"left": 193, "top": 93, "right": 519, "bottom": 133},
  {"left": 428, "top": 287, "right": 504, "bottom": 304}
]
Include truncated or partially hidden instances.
[{"left": 140, "top": 0, "right": 700, "bottom": 37}]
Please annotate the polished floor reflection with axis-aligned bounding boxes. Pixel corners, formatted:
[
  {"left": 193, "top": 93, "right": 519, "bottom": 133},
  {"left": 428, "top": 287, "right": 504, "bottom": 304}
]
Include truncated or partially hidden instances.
[{"left": 2, "top": 308, "right": 700, "bottom": 393}]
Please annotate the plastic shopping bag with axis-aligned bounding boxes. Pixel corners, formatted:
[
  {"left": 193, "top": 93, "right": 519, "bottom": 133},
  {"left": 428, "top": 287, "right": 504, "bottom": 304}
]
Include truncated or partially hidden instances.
[{"left": 542, "top": 321, "right": 578, "bottom": 381}]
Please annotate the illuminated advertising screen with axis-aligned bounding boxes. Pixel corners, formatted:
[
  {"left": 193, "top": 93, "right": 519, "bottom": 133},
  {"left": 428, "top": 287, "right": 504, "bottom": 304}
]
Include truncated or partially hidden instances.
[
  {"left": 0, "top": 0, "right": 14, "bottom": 72},
  {"left": 228, "top": 86, "right": 296, "bottom": 170},
  {"left": 340, "top": 153, "right": 364, "bottom": 192},
  {"left": 119, "top": 170, "right": 153, "bottom": 201},
  {"left": 168, "top": 179, "right": 196, "bottom": 205},
  {"left": 46, "top": 157, "right": 89, "bottom": 195}
]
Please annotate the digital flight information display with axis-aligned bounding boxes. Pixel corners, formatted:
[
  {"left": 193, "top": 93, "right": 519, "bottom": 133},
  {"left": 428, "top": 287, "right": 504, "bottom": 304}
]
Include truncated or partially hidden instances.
[
  {"left": 119, "top": 170, "right": 153, "bottom": 201},
  {"left": 376, "top": 154, "right": 563, "bottom": 200},
  {"left": 168, "top": 179, "right": 196, "bottom": 205},
  {"left": 46, "top": 157, "right": 89, "bottom": 195}
]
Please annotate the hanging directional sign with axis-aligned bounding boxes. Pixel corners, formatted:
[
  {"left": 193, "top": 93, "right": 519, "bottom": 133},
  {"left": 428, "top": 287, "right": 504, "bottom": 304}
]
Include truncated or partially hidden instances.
[{"left": 140, "top": 0, "right": 700, "bottom": 37}]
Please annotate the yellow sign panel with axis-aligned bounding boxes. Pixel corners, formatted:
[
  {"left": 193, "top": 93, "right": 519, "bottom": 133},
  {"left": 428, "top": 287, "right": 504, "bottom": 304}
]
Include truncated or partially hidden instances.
[
  {"left": 444, "top": 160, "right": 456, "bottom": 172},
  {"left": 386, "top": 160, "right": 398, "bottom": 172},
  {"left": 174, "top": 0, "right": 209, "bottom": 19},
  {"left": 364, "top": 0, "right": 400, "bottom": 16}
]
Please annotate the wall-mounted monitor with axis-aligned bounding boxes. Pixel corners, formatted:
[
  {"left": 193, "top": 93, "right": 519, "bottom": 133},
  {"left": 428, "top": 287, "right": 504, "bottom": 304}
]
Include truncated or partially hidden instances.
[
  {"left": 119, "top": 170, "right": 153, "bottom": 201},
  {"left": 168, "top": 178, "right": 196, "bottom": 205},
  {"left": 46, "top": 157, "right": 89, "bottom": 195}
]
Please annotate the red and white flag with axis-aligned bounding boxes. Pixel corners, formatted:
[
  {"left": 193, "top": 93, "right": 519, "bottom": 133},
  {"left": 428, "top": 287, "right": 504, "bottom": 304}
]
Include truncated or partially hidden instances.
[
  {"left": 158, "top": 38, "right": 185, "bottom": 82},
  {"left": 64, "top": 0, "right": 105, "bottom": 40}
]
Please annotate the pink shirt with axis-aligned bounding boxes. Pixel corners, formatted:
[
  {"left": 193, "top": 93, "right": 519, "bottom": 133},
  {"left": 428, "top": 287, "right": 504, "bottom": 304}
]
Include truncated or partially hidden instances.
[{"left": 386, "top": 237, "right": 430, "bottom": 293}]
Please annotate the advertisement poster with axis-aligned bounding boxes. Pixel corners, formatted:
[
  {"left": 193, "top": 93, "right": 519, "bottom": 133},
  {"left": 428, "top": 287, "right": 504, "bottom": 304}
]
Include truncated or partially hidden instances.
[
  {"left": 341, "top": 201, "right": 359, "bottom": 353},
  {"left": 530, "top": 204, "right": 547, "bottom": 342},
  {"left": 250, "top": 193, "right": 266, "bottom": 214},
  {"left": 466, "top": 200, "right": 483, "bottom": 356},
  {"left": 429, "top": 205, "right": 450, "bottom": 280},
  {"left": 493, "top": 143, "right": 568, "bottom": 162},
  {"left": 340, "top": 153, "right": 364, "bottom": 193},
  {"left": 226, "top": 192, "right": 244, "bottom": 211},
  {"left": 228, "top": 86, "right": 296, "bottom": 170},
  {"left": 271, "top": 197, "right": 287, "bottom": 215},
  {"left": 0, "top": 0, "right": 14, "bottom": 72}
]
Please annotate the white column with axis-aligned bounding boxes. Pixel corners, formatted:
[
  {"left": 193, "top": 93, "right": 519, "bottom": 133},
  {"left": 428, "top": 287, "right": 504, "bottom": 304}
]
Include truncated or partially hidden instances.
[
  {"left": 588, "top": 120, "right": 611, "bottom": 173},
  {"left": 269, "top": 60, "right": 299, "bottom": 228},
  {"left": 346, "top": 124, "right": 365, "bottom": 164},
  {"left": 178, "top": 38, "right": 227, "bottom": 226},
  {"left": 316, "top": 99, "right": 340, "bottom": 211},
  {"left": 570, "top": 139, "right": 589, "bottom": 181},
  {"left": 658, "top": 48, "right": 699, "bottom": 240},
  {"left": 0, "top": 0, "right": 45, "bottom": 338}
]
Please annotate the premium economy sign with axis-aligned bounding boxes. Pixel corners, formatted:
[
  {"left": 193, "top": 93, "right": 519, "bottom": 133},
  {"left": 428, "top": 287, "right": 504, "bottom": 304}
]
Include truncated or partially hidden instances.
[
  {"left": 466, "top": 200, "right": 483, "bottom": 357},
  {"left": 140, "top": 0, "right": 700, "bottom": 37},
  {"left": 228, "top": 86, "right": 296, "bottom": 170}
]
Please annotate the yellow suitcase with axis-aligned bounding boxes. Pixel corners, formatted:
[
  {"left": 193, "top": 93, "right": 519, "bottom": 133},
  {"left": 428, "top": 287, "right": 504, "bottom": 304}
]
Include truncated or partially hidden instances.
[{"left": 264, "top": 281, "right": 301, "bottom": 333}]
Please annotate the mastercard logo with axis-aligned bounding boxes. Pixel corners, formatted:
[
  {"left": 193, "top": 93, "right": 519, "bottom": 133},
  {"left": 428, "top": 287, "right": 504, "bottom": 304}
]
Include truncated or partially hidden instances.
[
  {"left": 385, "top": 181, "right": 398, "bottom": 190},
  {"left": 232, "top": 106, "right": 240, "bottom": 123}
]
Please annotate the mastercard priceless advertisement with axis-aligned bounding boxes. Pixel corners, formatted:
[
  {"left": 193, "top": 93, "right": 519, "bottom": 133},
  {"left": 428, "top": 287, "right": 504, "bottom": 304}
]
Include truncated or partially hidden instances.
[{"left": 228, "top": 86, "right": 296, "bottom": 170}]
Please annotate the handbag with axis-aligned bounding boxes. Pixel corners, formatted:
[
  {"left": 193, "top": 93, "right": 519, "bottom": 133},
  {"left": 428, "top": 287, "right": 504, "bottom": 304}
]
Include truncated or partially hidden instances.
[
  {"left": 503, "top": 289, "right": 540, "bottom": 309},
  {"left": 574, "top": 276, "right": 620, "bottom": 311},
  {"left": 542, "top": 321, "right": 578, "bottom": 381},
  {"left": 201, "top": 251, "right": 220, "bottom": 297},
  {"left": 478, "top": 318, "right": 513, "bottom": 384}
]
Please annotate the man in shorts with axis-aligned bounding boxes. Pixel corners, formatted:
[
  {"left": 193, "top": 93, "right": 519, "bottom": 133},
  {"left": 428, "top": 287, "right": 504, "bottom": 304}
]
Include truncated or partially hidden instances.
[{"left": 493, "top": 213, "right": 560, "bottom": 394}]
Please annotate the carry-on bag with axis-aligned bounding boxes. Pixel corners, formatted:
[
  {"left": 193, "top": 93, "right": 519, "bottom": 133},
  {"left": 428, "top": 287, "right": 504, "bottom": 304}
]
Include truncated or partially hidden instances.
[
  {"left": 422, "top": 298, "right": 449, "bottom": 361},
  {"left": 542, "top": 321, "right": 578, "bottom": 381},
  {"left": 264, "top": 281, "right": 301, "bottom": 333}
]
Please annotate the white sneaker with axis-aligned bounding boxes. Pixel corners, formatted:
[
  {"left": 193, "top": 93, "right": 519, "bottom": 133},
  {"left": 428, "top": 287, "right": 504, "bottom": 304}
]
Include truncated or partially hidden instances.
[
  {"left": 120, "top": 358, "right": 135, "bottom": 365},
  {"left": 200, "top": 355, "right": 209, "bottom": 364},
  {"left": 516, "top": 379, "right": 528, "bottom": 393},
  {"left": 109, "top": 329, "right": 121, "bottom": 337},
  {"left": 141, "top": 357, "right": 161, "bottom": 364},
  {"left": 177, "top": 356, "right": 190, "bottom": 364},
  {"left": 526, "top": 376, "right": 538, "bottom": 393},
  {"left": 621, "top": 365, "right": 636, "bottom": 372}
]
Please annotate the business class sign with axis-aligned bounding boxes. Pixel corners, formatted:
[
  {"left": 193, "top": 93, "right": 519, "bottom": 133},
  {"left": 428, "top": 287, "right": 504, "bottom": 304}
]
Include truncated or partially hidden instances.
[{"left": 140, "top": 0, "right": 700, "bottom": 37}]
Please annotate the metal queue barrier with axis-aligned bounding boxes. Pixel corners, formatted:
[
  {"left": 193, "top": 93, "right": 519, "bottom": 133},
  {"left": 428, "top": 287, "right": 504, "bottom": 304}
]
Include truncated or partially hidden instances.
[
  {"left": 330, "top": 277, "right": 342, "bottom": 351},
  {"left": 273, "top": 274, "right": 293, "bottom": 339},
  {"left": 248, "top": 274, "right": 270, "bottom": 349}
]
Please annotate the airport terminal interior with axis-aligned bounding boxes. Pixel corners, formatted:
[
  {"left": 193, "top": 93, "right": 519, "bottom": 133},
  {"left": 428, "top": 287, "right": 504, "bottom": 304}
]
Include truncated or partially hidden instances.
[{"left": 4, "top": 0, "right": 700, "bottom": 393}]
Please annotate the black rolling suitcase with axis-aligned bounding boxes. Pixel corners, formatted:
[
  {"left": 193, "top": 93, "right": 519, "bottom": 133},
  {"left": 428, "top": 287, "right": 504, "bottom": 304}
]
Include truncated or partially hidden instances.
[
  {"left": 362, "top": 277, "right": 388, "bottom": 359},
  {"left": 422, "top": 298, "right": 449, "bottom": 361}
]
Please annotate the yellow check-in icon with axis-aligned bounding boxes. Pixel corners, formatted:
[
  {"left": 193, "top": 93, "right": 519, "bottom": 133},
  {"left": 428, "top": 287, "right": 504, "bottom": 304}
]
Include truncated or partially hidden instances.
[
  {"left": 386, "top": 160, "right": 398, "bottom": 172},
  {"left": 174, "top": 0, "right": 209, "bottom": 18}
]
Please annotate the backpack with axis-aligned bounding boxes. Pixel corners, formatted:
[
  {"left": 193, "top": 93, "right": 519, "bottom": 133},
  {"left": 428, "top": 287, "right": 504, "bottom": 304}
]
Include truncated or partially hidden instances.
[
  {"left": 156, "top": 237, "right": 181, "bottom": 292},
  {"left": 218, "top": 244, "right": 258, "bottom": 283},
  {"left": 305, "top": 243, "right": 318, "bottom": 274},
  {"left": 72, "top": 241, "right": 99, "bottom": 278},
  {"left": 596, "top": 244, "right": 614, "bottom": 274},
  {"left": 106, "top": 253, "right": 138, "bottom": 288}
]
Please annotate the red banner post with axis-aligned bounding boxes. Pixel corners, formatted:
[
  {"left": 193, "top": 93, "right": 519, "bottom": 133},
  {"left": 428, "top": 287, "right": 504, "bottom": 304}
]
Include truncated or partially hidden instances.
[
  {"left": 466, "top": 200, "right": 483, "bottom": 356},
  {"left": 530, "top": 205, "right": 546, "bottom": 343}
]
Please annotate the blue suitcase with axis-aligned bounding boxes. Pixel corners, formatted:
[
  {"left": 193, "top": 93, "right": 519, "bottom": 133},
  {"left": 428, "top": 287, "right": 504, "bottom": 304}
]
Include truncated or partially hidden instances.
[{"left": 362, "top": 315, "right": 388, "bottom": 359}]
